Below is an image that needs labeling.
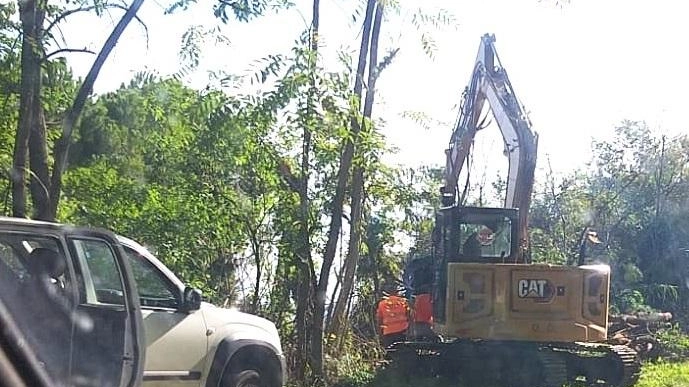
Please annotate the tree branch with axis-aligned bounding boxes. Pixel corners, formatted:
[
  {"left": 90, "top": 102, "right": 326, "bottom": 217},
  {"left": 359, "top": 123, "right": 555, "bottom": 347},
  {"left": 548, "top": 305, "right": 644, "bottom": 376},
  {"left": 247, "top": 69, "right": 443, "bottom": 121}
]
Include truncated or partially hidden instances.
[
  {"left": 46, "top": 7, "right": 97, "bottom": 34},
  {"left": 44, "top": 47, "right": 96, "bottom": 61},
  {"left": 48, "top": 0, "right": 147, "bottom": 219},
  {"left": 46, "top": 4, "right": 150, "bottom": 49},
  {"left": 376, "top": 47, "right": 399, "bottom": 76},
  {"left": 51, "top": 23, "right": 68, "bottom": 48},
  {"left": 107, "top": 3, "right": 150, "bottom": 49},
  {"left": 277, "top": 159, "right": 300, "bottom": 192}
]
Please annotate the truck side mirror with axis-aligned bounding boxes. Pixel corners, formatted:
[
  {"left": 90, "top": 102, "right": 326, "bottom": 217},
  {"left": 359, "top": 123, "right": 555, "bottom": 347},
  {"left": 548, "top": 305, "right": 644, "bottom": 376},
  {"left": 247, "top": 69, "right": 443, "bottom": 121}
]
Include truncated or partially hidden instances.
[{"left": 182, "top": 286, "right": 202, "bottom": 312}]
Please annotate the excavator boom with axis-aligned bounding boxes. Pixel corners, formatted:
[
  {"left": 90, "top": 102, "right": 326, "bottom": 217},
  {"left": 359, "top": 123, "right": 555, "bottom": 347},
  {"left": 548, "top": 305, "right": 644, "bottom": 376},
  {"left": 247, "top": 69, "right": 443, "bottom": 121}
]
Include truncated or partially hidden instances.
[{"left": 441, "top": 34, "right": 538, "bottom": 262}]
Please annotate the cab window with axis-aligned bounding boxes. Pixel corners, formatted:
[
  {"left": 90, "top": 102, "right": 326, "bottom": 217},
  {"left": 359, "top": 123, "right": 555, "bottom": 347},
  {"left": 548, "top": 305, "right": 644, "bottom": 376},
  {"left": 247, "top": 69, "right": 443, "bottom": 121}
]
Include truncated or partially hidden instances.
[{"left": 459, "top": 216, "right": 512, "bottom": 259}]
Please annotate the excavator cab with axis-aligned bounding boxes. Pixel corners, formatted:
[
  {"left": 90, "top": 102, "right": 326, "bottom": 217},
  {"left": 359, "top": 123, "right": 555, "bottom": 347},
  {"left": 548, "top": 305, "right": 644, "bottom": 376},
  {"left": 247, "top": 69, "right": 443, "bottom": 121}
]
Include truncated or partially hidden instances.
[{"left": 433, "top": 206, "right": 519, "bottom": 324}]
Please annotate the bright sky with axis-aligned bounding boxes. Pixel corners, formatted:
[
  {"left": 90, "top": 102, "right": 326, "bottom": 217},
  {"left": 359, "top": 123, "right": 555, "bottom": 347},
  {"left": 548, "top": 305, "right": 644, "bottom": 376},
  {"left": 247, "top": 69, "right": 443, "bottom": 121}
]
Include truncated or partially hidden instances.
[{"left": 61, "top": 0, "right": 689, "bottom": 180}]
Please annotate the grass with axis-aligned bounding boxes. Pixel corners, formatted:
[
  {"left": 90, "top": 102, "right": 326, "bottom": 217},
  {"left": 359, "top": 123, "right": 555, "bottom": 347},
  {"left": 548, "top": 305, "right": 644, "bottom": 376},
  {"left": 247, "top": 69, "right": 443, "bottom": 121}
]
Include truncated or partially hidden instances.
[
  {"left": 328, "top": 360, "right": 689, "bottom": 387},
  {"left": 635, "top": 361, "right": 689, "bottom": 387}
]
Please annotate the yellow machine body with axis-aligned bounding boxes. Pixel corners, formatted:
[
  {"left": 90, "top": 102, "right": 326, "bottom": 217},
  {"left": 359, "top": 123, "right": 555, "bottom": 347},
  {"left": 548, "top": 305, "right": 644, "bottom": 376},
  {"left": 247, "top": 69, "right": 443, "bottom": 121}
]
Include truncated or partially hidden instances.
[{"left": 435, "top": 263, "right": 611, "bottom": 343}]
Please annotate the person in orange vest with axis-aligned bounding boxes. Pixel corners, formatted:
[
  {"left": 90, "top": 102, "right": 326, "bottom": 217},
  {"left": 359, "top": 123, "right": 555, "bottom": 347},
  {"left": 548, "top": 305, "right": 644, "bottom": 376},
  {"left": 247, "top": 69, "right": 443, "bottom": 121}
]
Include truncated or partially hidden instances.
[
  {"left": 410, "top": 293, "right": 434, "bottom": 339},
  {"left": 376, "top": 288, "right": 410, "bottom": 348}
]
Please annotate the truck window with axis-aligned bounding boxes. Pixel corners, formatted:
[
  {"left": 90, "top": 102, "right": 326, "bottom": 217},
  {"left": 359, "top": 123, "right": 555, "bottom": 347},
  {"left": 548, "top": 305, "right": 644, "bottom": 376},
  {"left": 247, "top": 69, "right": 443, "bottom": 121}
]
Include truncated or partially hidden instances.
[
  {"left": 0, "top": 242, "right": 28, "bottom": 280},
  {"left": 71, "top": 239, "right": 125, "bottom": 305},
  {"left": 123, "top": 247, "right": 180, "bottom": 309}
]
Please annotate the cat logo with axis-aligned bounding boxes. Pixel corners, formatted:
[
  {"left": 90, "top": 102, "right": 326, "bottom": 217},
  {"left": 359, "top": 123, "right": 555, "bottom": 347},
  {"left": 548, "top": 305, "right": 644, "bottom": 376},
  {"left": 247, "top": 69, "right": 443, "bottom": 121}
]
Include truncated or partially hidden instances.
[{"left": 517, "top": 279, "right": 554, "bottom": 301}]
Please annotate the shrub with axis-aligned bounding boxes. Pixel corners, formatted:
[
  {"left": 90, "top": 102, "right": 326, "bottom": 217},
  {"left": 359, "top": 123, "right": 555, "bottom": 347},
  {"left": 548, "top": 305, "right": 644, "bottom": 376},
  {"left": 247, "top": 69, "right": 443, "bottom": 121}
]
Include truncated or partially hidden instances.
[{"left": 656, "top": 324, "right": 689, "bottom": 360}]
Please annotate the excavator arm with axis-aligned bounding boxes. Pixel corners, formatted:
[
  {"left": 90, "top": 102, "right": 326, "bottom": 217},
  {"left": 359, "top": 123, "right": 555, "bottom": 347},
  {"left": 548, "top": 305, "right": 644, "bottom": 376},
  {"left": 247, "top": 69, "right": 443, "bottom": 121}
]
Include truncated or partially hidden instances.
[{"left": 441, "top": 34, "right": 538, "bottom": 262}]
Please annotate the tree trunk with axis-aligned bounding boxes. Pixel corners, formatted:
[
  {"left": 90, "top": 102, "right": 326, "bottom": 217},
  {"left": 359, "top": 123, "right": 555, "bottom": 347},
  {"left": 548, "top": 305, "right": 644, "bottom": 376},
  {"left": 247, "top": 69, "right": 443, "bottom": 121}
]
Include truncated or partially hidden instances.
[
  {"left": 28, "top": 105, "right": 50, "bottom": 220},
  {"left": 318, "top": 0, "right": 375, "bottom": 296},
  {"left": 293, "top": 0, "right": 321, "bottom": 380},
  {"left": 371, "top": 240, "right": 382, "bottom": 337},
  {"left": 48, "top": 0, "right": 146, "bottom": 220},
  {"left": 250, "top": 230, "right": 261, "bottom": 313},
  {"left": 294, "top": 261, "right": 310, "bottom": 381},
  {"left": 329, "top": 165, "right": 364, "bottom": 338},
  {"left": 328, "top": 0, "right": 384, "bottom": 340},
  {"left": 14, "top": 0, "right": 46, "bottom": 219},
  {"left": 326, "top": 262, "right": 345, "bottom": 326},
  {"left": 311, "top": 0, "right": 376, "bottom": 376}
]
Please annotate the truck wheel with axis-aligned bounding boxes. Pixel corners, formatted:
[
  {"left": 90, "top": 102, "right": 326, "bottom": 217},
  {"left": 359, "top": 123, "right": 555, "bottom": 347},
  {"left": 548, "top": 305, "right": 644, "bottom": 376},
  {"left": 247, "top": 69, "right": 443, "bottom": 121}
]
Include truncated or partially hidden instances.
[{"left": 226, "top": 369, "right": 263, "bottom": 387}]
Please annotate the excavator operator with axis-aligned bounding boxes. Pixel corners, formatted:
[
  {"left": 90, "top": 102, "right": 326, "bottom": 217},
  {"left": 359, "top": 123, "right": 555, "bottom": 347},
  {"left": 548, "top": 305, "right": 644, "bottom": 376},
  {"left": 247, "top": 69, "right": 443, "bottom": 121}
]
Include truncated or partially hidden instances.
[{"left": 376, "top": 287, "right": 409, "bottom": 348}]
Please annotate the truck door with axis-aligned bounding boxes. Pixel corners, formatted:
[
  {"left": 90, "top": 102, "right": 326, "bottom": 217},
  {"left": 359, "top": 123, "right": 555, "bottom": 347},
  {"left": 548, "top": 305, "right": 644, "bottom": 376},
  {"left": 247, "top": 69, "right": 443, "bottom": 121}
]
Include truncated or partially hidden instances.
[
  {"left": 67, "top": 234, "right": 144, "bottom": 387},
  {"left": 122, "top": 245, "right": 208, "bottom": 386},
  {"left": 0, "top": 233, "right": 75, "bottom": 384}
]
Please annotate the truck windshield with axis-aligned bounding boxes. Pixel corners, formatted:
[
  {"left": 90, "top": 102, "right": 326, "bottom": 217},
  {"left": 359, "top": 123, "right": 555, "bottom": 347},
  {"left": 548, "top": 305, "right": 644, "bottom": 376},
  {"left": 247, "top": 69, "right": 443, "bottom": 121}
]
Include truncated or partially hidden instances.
[{"left": 459, "top": 216, "right": 512, "bottom": 260}]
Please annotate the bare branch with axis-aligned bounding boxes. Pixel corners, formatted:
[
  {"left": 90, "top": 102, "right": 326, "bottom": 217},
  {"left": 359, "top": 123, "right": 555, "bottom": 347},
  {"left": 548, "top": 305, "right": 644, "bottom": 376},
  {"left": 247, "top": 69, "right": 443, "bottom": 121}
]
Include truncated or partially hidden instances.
[
  {"left": 44, "top": 47, "right": 96, "bottom": 61},
  {"left": 9, "top": 23, "right": 22, "bottom": 36},
  {"left": 46, "top": 4, "right": 149, "bottom": 50},
  {"left": 108, "top": 3, "right": 150, "bottom": 49},
  {"left": 51, "top": 23, "right": 68, "bottom": 47},
  {"left": 45, "top": 6, "right": 97, "bottom": 34}
]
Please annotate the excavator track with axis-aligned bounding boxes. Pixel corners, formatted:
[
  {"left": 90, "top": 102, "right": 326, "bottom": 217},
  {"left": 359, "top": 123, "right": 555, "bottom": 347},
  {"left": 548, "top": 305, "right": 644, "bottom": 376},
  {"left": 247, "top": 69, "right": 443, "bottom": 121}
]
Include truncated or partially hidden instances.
[
  {"left": 607, "top": 345, "right": 641, "bottom": 387},
  {"left": 386, "top": 340, "right": 641, "bottom": 387},
  {"left": 537, "top": 349, "right": 568, "bottom": 387},
  {"left": 558, "top": 342, "right": 641, "bottom": 387}
]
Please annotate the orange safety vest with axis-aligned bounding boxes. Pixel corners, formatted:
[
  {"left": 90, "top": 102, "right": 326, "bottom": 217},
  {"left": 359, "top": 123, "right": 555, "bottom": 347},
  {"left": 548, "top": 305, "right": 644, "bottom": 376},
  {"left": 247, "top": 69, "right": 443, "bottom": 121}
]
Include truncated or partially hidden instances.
[
  {"left": 376, "top": 295, "right": 409, "bottom": 335},
  {"left": 412, "top": 293, "right": 433, "bottom": 324}
]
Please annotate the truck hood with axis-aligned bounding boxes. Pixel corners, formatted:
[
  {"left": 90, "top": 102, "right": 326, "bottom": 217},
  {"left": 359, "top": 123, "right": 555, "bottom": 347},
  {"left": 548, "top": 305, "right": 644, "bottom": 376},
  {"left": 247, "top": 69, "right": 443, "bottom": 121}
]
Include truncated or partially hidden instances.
[{"left": 199, "top": 302, "right": 283, "bottom": 353}]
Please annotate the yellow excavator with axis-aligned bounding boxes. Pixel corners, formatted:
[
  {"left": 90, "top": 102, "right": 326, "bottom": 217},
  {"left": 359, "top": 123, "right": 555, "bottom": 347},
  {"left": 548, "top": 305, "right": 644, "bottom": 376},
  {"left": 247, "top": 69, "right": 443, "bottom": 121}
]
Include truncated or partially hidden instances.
[{"left": 388, "top": 34, "right": 641, "bottom": 387}]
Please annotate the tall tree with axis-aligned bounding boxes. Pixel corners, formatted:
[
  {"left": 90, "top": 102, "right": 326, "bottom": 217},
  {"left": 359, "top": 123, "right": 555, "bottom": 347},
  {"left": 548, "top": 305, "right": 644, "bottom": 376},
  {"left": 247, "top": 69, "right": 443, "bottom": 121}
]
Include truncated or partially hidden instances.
[
  {"left": 328, "top": 0, "right": 386, "bottom": 341},
  {"left": 13, "top": 0, "right": 46, "bottom": 218},
  {"left": 12, "top": 0, "right": 146, "bottom": 220},
  {"left": 310, "top": 0, "right": 376, "bottom": 378}
]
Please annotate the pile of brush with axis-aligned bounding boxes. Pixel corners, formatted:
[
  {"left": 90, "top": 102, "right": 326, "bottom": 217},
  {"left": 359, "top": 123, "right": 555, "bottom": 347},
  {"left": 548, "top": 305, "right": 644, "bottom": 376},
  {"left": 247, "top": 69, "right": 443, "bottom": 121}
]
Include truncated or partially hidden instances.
[{"left": 608, "top": 312, "right": 673, "bottom": 360}]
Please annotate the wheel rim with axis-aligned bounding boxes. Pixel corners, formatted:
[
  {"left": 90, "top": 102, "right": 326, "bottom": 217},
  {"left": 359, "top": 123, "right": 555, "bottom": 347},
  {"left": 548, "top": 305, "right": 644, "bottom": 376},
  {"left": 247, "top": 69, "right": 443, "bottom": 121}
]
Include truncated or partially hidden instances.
[{"left": 237, "top": 374, "right": 261, "bottom": 387}]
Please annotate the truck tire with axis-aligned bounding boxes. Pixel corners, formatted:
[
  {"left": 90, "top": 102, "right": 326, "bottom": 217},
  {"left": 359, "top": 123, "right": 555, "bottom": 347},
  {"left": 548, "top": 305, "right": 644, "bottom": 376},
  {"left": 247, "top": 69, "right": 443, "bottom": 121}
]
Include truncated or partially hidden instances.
[{"left": 226, "top": 369, "right": 263, "bottom": 387}]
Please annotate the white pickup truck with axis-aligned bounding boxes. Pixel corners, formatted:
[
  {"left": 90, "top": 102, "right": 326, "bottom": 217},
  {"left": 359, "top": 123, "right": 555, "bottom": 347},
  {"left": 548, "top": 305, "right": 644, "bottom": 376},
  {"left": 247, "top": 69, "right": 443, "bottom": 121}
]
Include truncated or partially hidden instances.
[{"left": 0, "top": 217, "right": 285, "bottom": 387}]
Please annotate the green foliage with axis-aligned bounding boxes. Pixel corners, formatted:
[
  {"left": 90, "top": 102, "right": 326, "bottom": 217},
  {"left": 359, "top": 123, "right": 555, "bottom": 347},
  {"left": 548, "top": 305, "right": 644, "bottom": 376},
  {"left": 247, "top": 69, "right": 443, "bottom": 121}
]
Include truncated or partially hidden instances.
[
  {"left": 528, "top": 121, "right": 689, "bottom": 323},
  {"left": 342, "top": 365, "right": 457, "bottom": 387},
  {"left": 0, "top": 15, "right": 19, "bottom": 190},
  {"left": 636, "top": 361, "right": 689, "bottom": 387},
  {"left": 529, "top": 170, "right": 591, "bottom": 264},
  {"left": 59, "top": 79, "right": 281, "bottom": 304},
  {"left": 656, "top": 325, "right": 689, "bottom": 360},
  {"left": 165, "top": 0, "right": 293, "bottom": 20},
  {"left": 325, "top": 335, "right": 382, "bottom": 386},
  {"left": 528, "top": 228, "right": 567, "bottom": 264},
  {"left": 406, "top": 7, "right": 458, "bottom": 60},
  {"left": 614, "top": 289, "right": 653, "bottom": 314},
  {"left": 213, "top": 0, "right": 294, "bottom": 23}
]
